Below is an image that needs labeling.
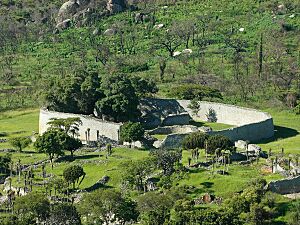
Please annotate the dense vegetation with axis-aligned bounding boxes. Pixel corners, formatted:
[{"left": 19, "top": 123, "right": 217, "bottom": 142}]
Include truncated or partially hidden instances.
[
  {"left": 0, "top": 0, "right": 300, "bottom": 224},
  {"left": 0, "top": 0, "right": 299, "bottom": 112}
]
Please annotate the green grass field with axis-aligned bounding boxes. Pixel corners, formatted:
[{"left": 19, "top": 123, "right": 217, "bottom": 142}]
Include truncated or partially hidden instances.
[
  {"left": 0, "top": 107, "right": 298, "bottom": 203},
  {"left": 0, "top": 108, "right": 39, "bottom": 149}
]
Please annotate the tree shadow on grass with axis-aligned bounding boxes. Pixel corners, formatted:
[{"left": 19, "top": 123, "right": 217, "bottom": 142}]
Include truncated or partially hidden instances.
[
  {"left": 255, "top": 126, "right": 299, "bottom": 145},
  {"left": 200, "top": 181, "right": 214, "bottom": 189},
  {"left": 190, "top": 121, "right": 205, "bottom": 127},
  {"left": 56, "top": 154, "right": 100, "bottom": 162}
]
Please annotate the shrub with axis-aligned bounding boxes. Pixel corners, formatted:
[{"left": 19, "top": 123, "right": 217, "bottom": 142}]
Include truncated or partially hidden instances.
[
  {"left": 206, "top": 135, "right": 232, "bottom": 155},
  {"left": 166, "top": 84, "right": 222, "bottom": 100},
  {"left": 121, "top": 122, "right": 145, "bottom": 144},
  {"left": 182, "top": 132, "right": 209, "bottom": 150},
  {"left": 10, "top": 137, "right": 32, "bottom": 152}
]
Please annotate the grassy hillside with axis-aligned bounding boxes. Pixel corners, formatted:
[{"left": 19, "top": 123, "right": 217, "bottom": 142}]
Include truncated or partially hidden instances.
[{"left": 0, "top": 0, "right": 299, "bottom": 111}]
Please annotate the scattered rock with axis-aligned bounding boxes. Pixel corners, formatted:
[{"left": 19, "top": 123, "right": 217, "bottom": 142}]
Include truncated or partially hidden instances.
[
  {"left": 199, "top": 126, "right": 212, "bottom": 133},
  {"left": 235, "top": 140, "right": 248, "bottom": 150},
  {"left": 173, "top": 51, "right": 181, "bottom": 57},
  {"left": 154, "top": 24, "right": 164, "bottom": 29},
  {"left": 92, "top": 28, "right": 100, "bottom": 35},
  {"left": 55, "top": 19, "right": 72, "bottom": 30},
  {"left": 182, "top": 49, "right": 193, "bottom": 54},
  {"left": 104, "top": 28, "right": 117, "bottom": 35},
  {"left": 107, "top": 0, "right": 126, "bottom": 14},
  {"left": 247, "top": 144, "right": 261, "bottom": 155}
]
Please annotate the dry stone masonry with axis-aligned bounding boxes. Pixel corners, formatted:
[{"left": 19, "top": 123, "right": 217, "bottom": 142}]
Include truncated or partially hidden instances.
[{"left": 39, "top": 109, "right": 122, "bottom": 143}]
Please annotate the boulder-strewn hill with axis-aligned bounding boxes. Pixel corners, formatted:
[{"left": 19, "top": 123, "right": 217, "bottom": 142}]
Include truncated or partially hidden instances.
[{"left": 0, "top": 0, "right": 299, "bottom": 112}]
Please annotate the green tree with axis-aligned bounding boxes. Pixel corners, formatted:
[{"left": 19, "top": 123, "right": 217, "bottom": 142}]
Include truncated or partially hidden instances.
[
  {"left": 59, "top": 133, "right": 82, "bottom": 158},
  {"left": 14, "top": 192, "right": 50, "bottom": 223},
  {"left": 95, "top": 74, "right": 140, "bottom": 122},
  {"left": 34, "top": 130, "right": 65, "bottom": 169},
  {"left": 9, "top": 137, "right": 32, "bottom": 152},
  {"left": 46, "top": 203, "right": 81, "bottom": 225},
  {"left": 122, "top": 157, "right": 156, "bottom": 191},
  {"left": 206, "top": 135, "right": 232, "bottom": 155},
  {"left": 79, "top": 189, "right": 138, "bottom": 225},
  {"left": 47, "top": 117, "right": 82, "bottom": 136},
  {"left": 44, "top": 69, "right": 102, "bottom": 115},
  {"left": 151, "top": 149, "right": 182, "bottom": 176},
  {"left": 63, "top": 165, "right": 85, "bottom": 189},
  {"left": 288, "top": 200, "right": 300, "bottom": 225},
  {"left": 137, "top": 192, "right": 174, "bottom": 225},
  {"left": 182, "top": 132, "right": 209, "bottom": 150},
  {"left": 129, "top": 76, "right": 158, "bottom": 97},
  {"left": 121, "top": 122, "right": 145, "bottom": 146}
]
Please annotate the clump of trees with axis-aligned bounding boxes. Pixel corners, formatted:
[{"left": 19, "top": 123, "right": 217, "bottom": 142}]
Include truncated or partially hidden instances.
[
  {"left": 206, "top": 135, "right": 232, "bottom": 155},
  {"left": 183, "top": 133, "right": 232, "bottom": 155},
  {"left": 182, "top": 132, "right": 209, "bottom": 150},
  {"left": 167, "top": 84, "right": 222, "bottom": 100},
  {"left": 44, "top": 71, "right": 157, "bottom": 123},
  {"left": 79, "top": 189, "right": 138, "bottom": 225}
]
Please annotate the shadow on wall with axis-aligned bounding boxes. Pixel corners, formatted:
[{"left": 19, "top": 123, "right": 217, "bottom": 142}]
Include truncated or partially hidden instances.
[{"left": 255, "top": 125, "right": 299, "bottom": 144}]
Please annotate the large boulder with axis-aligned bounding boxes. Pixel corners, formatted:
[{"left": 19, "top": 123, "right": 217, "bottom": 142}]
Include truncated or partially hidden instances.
[
  {"left": 107, "top": 0, "right": 126, "bottom": 14},
  {"left": 56, "top": 0, "right": 80, "bottom": 23},
  {"left": 55, "top": 19, "right": 72, "bottom": 30}
]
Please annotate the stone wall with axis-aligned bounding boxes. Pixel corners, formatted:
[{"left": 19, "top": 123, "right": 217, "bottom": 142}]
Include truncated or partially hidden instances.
[
  {"left": 177, "top": 100, "right": 274, "bottom": 142},
  {"left": 39, "top": 109, "right": 122, "bottom": 142},
  {"left": 268, "top": 176, "right": 300, "bottom": 194},
  {"left": 148, "top": 125, "right": 198, "bottom": 135}
]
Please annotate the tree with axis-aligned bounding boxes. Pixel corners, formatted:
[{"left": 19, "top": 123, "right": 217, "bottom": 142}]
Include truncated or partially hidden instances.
[
  {"left": 121, "top": 122, "right": 145, "bottom": 146},
  {"left": 34, "top": 130, "right": 65, "bottom": 169},
  {"left": 95, "top": 74, "right": 140, "bottom": 122},
  {"left": 122, "top": 157, "right": 156, "bottom": 191},
  {"left": 47, "top": 117, "right": 82, "bottom": 136},
  {"left": 151, "top": 149, "right": 182, "bottom": 176},
  {"left": 129, "top": 76, "right": 158, "bottom": 97},
  {"left": 9, "top": 137, "right": 32, "bottom": 152},
  {"left": 154, "top": 26, "right": 182, "bottom": 57},
  {"left": 79, "top": 189, "right": 139, "bottom": 225},
  {"left": 14, "top": 192, "right": 50, "bottom": 223},
  {"left": 0, "top": 154, "right": 12, "bottom": 174},
  {"left": 59, "top": 133, "right": 82, "bottom": 158},
  {"left": 167, "top": 84, "right": 222, "bottom": 100},
  {"left": 43, "top": 69, "right": 102, "bottom": 115},
  {"left": 159, "top": 57, "right": 167, "bottom": 81},
  {"left": 182, "top": 132, "right": 209, "bottom": 150},
  {"left": 46, "top": 203, "right": 81, "bottom": 225},
  {"left": 206, "top": 135, "right": 232, "bottom": 155},
  {"left": 63, "top": 165, "right": 85, "bottom": 189},
  {"left": 137, "top": 192, "right": 174, "bottom": 225}
]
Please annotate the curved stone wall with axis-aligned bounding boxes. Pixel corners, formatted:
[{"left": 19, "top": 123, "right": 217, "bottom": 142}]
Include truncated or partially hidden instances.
[
  {"left": 39, "top": 109, "right": 122, "bottom": 142},
  {"left": 177, "top": 100, "right": 274, "bottom": 142}
]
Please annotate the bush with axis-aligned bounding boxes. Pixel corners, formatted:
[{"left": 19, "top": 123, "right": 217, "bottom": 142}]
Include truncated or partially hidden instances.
[
  {"left": 121, "top": 122, "right": 145, "bottom": 144},
  {"left": 206, "top": 135, "right": 232, "bottom": 155},
  {"left": 166, "top": 84, "right": 222, "bottom": 100},
  {"left": 182, "top": 132, "right": 209, "bottom": 150},
  {"left": 10, "top": 137, "right": 32, "bottom": 152}
]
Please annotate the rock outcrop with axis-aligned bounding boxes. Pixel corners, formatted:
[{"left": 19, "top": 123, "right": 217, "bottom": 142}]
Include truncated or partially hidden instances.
[
  {"left": 55, "top": 0, "right": 128, "bottom": 31},
  {"left": 107, "top": 0, "right": 126, "bottom": 14}
]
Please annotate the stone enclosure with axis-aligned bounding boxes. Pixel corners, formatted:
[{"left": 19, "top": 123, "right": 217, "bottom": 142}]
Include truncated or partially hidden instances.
[
  {"left": 39, "top": 99, "right": 274, "bottom": 148},
  {"left": 39, "top": 109, "right": 122, "bottom": 143}
]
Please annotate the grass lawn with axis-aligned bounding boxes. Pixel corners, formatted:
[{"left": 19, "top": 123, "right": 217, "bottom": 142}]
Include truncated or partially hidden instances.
[
  {"left": 0, "top": 108, "right": 39, "bottom": 149},
  {"left": 256, "top": 109, "right": 300, "bottom": 155},
  {"left": 190, "top": 120, "right": 234, "bottom": 131}
]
